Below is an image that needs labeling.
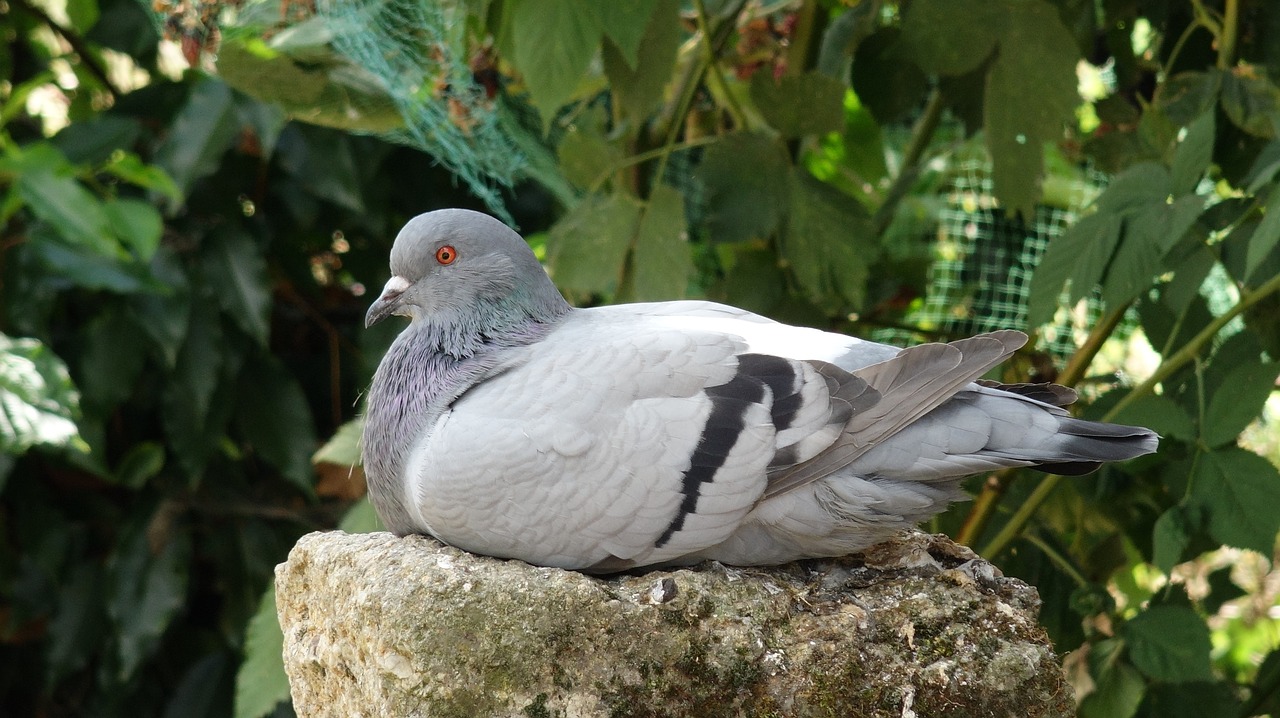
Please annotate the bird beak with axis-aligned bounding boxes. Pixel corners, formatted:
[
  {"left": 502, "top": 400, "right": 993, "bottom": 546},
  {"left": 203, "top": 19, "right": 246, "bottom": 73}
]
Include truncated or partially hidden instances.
[{"left": 365, "top": 275, "right": 412, "bottom": 328}]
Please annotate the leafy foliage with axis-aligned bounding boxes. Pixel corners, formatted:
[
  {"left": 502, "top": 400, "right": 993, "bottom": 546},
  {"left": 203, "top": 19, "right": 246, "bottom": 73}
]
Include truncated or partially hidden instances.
[{"left": 3, "top": 1, "right": 1280, "bottom": 717}]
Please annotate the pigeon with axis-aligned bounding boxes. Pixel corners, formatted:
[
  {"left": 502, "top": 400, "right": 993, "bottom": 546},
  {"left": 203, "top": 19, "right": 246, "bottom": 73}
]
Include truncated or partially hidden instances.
[{"left": 361, "top": 209, "right": 1158, "bottom": 571}]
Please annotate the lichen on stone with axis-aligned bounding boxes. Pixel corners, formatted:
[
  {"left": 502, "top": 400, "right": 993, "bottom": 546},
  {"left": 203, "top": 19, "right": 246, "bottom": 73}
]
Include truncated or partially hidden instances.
[{"left": 276, "top": 530, "right": 1073, "bottom": 717}]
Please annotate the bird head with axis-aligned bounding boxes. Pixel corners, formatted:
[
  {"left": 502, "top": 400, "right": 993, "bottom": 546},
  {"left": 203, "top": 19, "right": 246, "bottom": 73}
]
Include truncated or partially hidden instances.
[{"left": 365, "top": 209, "right": 566, "bottom": 328}]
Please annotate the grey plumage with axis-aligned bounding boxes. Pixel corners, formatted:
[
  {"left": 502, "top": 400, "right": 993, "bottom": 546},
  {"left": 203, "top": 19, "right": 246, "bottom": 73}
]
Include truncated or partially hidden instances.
[{"left": 362, "top": 209, "right": 1159, "bottom": 570}]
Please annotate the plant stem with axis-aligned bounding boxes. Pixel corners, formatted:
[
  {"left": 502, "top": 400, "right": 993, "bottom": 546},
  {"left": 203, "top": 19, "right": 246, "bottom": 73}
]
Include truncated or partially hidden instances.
[
  {"left": 590, "top": 135, "right": 722, "bottom": 193},
  {"left": 649, "top": 0, "right": 748, "bottom": 193},
  {"left": 694, "top": 0, "right": 748, "bottom": 131},
  {"left": 1216, "top": 0, "right": 1240, "bottom": 70},
  {"left": 980, "top": 271, "right": 1280, "bottom": 558},
  {"left": 872, "top": 88, "right": 945, "bottom": 235}
]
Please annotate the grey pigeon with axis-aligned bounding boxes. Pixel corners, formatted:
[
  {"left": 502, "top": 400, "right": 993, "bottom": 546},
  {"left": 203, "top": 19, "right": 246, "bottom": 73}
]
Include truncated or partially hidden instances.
[{"left": 362, "top": 209, "right": 1158, "bottom": 571}]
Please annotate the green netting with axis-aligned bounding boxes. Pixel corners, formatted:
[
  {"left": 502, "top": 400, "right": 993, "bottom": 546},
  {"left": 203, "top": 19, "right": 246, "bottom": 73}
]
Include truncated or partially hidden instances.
[
  {"left": 870, "top": 153, "right": 1120, "bottom": 363},
  {"left": 144, "top": 0, "right": 524, "bottom": 220},
  {"left": 313, "top": 0, "right": 518, "bottom": 214}
]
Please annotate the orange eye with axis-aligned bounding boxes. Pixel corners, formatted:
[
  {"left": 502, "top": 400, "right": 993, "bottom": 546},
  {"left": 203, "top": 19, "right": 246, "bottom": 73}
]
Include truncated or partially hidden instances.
[{"left": 435, "top": 245, "right": 457, "bottom": 265}]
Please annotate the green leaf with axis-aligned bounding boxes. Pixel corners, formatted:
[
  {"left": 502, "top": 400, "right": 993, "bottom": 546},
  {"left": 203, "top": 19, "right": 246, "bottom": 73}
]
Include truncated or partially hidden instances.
[
  {"left": 1028, "top": 212, "right": 1123, "bottom": 325},
  {"left": 103, "top": 198, "right": 163, "bottom": 261},
  {"left": 1079, "top": 659, "right": 1145, "bottom": 718},
  {"left": 851, "top": 28, "right": 929, "bottom": 124},
  {"left": 546, "top": 193, "right": 640, "bottom": 295},
  {"left": 0, "top": 333, "right": 83, "bottom": 455},
  {"left": 1246, "top": 186, "right": 1280, "bottom": 282},
  {"left": 27, "top": 231, "right": 153, "bottom": 294},
  {"left": 1111, "top": 394, "right": 1195, "bottom": 443},
  {"left": 1246, "top": 648, "right": 1280, "bottom": 717},
  {"left": 1101, "top": 213, "right": 1162, "bottom": 308},
  {"left": 1220, "top": 69, "right": 1280, "bottom": 138},
  {"left": 1190, "top": 446, "right": 1280, "bottom": 553},
  {"left": 1152, "top": 507, "right": 1194, "bottom": 574},
  {"left": 630, "top": 185, "right": 693, "bottom": 301},
  {"left": 233, "top": 586, "right": 290, "bottom": 718},
  {"left": 602, "top": 0, "right": 680, "bottom": 120},
  {"left": 16, "top": 146, "right": 115, "bottom": 255},
  {"left": 720, "top": 246, "right": 786, "bottom": 314},
  {"left": 902, "top": 0, "right": 1000, "bottom": 76},
  {"left": 313, "top": 417, "right": 363, "bottom": 468},
  {"left": 234, "top": 355, "right": 317, "bottom": 494},
  {"left": 593, "top": 1, "right": 658, "bottom": 69},
  {"left": 339, "top": 497, "right": 384, "bottom": 533},
  {"left": 1201, "top": 360, "right": 1280, "bottom": 448},
  {"left": 115, "top": 442, "right": 166, "bottom": 489},
  {"left": 983, "top": 1, "right": 1080, "bottom": 219},
  {"left": 78, "top": 307, "right": 147, "bottom": 412},
  {"left": 215, "top": 40, "right": 402, "bottom": 135},
  {"left": 816, "top": 2, "right": 878, "bottom": 78},
  {"left": 107, "top": 519, "right": 191, "bottom": 681},
  {"left": 1096, "top": 162, "right": 1172, "bottom": 214},
  {"left": 695, "top": 132, "right": 792, "bottom": 244},
  {"left": 511, "top": 0, "right": 603, "bottom": 128},
  {"left": 163, "top": 653, "right": 230, "bottom": 718},
  {"left": 45, "top": 563, "right": 105, "bottom": 687},
  {"left": 65, "top": 0, "right": 99, "bottom": 33},
  {"left": 557, "top": 126, "right": 624, "bottom": 190},
  {"left": 1171, "top": 111, "right": 1216, "bottom": 194},
  {"left": 750, "top": 71, "right": 847, "bottom": 138},
  {"left": 161, "top": 298, "right": 227, "bottom": 479},
  {"left": 201, "top": 227, "right": 272, "bottom": 346},
  {"left": 1144, "top": 681, "right": 1243, "bottom": 718},
  {"left": 129, "top": 248, "right": 191, "bottom": 369},
  {"left": 784, "top": 171, "right": 874, "bottom": 310},
  {"left": 153, "top": 78, "right": 239, "bottom": 207},
  {"left": 101, "top": 151, "right": 182, "bottom": 203},
  {"left": 1154, "top": 71, "right": 1223, "bottom": 127},
  {"left": 1123, "top": 604, "right": 1213, "bottom": 683}
]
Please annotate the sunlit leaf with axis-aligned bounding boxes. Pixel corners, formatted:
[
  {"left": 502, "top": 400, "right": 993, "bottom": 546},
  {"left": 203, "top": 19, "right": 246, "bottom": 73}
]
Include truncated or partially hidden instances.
[
  {"left": 511, "top": 0, "right": 603, "bottom": 128},
  {"left": 0, "top": 334, "right": 82, "bottom": 455},
  {"left": 314, "top": 417, "right": 363, "bottom": 468},
  {"left": 233, "top": 587, "right": 290, "bottom": 718}
]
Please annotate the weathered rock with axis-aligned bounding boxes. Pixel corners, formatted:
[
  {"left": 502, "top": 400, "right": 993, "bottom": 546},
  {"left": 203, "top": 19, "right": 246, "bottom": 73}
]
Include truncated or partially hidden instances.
[{"left": 276, "top": 530, "right": 1073, "bottom": 718}]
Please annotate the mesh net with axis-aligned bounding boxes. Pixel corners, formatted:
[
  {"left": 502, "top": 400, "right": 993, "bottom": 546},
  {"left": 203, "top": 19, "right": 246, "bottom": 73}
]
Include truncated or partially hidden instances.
[
  {"left": 145, "top": 0, "right": 525, "bottom": 220},
  {"left": 898, "top": 154, "right": 1114, "bottom": 360}
]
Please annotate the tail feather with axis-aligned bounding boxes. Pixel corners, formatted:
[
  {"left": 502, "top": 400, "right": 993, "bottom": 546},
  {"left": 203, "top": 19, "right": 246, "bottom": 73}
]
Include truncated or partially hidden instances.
[{"left": 1029, "top": 416, "right": 1159, "bottom": 475}]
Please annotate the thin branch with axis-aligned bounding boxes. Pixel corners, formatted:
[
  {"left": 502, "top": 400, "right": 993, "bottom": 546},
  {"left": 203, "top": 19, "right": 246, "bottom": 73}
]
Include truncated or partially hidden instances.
[
  {"left": 872, "top": 88, "right": 946, "bottom": 236},
  {"left": 694, "top": 0, "right": 747, "bottom": 131},
  {"left": 1215, "top": 0, "right": 1240, "bottom": 70}
]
